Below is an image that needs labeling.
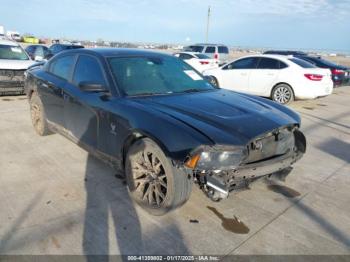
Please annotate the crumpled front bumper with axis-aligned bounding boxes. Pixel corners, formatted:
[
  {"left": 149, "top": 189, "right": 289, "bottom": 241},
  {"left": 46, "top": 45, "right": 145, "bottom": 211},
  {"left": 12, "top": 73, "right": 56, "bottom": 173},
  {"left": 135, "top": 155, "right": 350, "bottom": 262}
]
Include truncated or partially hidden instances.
[{"left": 200, "top": 150, "right": 304, "bottom": 198}]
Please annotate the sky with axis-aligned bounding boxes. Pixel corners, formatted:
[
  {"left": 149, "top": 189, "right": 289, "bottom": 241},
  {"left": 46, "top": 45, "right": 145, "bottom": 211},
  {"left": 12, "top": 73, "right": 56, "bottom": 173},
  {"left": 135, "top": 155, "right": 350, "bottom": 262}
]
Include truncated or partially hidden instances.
[{"left": 1, "top": 0, "right": 350, "bottom": 52}]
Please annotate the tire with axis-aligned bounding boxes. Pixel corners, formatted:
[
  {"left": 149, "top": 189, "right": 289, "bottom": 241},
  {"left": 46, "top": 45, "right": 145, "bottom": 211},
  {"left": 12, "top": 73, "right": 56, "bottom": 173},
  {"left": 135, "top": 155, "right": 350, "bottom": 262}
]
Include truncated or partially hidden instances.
[
  {"left": 29, "top": 92, "right": 52, "bottom": 136},
  {"left": 209, "top": 76, "right": 219, "bottom": 87},
  {"left": 271, "top": 84, "right": 294, "bottom": 105},
  {"left": 125, "top": 138, "right": 192, "bottom": 216}
]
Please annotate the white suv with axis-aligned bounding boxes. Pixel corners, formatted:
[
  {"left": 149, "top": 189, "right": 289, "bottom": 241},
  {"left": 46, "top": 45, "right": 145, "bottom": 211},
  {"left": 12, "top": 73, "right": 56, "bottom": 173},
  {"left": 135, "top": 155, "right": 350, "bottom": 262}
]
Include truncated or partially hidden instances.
[
  {"left": 0, "top": 38, "right": 35, "bottom": 95},
  {"left": 183, "top": 44, "right": 229, "bottom": 64}
]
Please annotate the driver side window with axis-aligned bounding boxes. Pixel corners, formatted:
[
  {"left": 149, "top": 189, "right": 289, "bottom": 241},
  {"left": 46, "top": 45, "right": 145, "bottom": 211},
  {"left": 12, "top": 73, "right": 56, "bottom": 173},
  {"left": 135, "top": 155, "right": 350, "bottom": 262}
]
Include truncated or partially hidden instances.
[
  {"left": 223, "top": 57, "right": 258, "bottom": 70},
  {"left": 73, "top": 55, "right": 106, "bottom": 87}
]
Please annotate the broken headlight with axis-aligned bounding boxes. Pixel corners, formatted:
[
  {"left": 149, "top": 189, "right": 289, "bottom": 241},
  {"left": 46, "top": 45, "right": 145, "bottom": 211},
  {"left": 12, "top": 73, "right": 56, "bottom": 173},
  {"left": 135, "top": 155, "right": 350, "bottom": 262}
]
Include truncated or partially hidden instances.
[{"left": 185, "top": 146, "right": 248, "bottom": 170}]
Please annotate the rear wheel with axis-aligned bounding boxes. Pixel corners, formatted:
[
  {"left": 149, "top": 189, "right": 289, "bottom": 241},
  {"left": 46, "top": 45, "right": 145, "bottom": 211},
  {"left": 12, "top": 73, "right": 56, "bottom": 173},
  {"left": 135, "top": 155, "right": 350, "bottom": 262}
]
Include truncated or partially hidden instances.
[
  {"left": 125, "top": 138, "right": 192, "bottom": 215},
  {"left": 271, "top": 84, "right": 294, "bottom": 104},
  {"left": 29, "top": 93, "right": 51, "bottom": 136}
]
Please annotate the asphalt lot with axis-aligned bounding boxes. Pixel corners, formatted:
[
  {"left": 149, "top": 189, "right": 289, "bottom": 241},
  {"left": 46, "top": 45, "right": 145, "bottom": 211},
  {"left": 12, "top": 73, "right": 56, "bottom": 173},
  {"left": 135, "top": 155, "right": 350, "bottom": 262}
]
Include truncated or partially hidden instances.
[{"left": 0, "top": 87, "right": 350, "bottom": 255}]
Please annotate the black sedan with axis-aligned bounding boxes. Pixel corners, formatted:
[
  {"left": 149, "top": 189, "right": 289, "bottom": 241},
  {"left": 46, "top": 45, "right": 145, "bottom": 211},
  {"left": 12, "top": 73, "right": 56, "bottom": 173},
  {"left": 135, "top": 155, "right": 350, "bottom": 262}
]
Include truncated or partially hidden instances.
[
  {"left": 24, "top": 48, "right": 306, "bottom": 215},
  {"left": 298, "top": 56, "right": 350, "bottom": 86}
]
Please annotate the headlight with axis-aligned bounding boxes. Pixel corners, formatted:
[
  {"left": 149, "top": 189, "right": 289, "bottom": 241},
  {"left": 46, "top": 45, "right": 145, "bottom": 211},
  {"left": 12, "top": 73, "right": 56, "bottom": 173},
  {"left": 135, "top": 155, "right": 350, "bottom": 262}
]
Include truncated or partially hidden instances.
[{"left": 185, "top": 146, "right": 247, "bottom": 170}]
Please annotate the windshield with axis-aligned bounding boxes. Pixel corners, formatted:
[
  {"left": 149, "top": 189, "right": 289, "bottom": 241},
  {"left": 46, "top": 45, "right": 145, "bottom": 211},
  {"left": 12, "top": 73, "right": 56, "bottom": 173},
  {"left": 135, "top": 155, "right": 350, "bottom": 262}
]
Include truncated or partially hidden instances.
[
  {"left": 0, "top": 45, "right": 29, "bottom": 60},
  {"left": 108, "top": 56, "right": 215, "bottom": 96}
]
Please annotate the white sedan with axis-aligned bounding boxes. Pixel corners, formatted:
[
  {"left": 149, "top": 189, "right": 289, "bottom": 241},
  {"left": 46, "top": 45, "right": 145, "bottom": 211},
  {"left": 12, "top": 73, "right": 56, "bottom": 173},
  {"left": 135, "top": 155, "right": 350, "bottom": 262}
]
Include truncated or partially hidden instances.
[
  {"left": 203, "top": 54, "right": 333, "bottom": 104},
  {"left": 174, "top": 52, "right": 218, "bottom": 73}
]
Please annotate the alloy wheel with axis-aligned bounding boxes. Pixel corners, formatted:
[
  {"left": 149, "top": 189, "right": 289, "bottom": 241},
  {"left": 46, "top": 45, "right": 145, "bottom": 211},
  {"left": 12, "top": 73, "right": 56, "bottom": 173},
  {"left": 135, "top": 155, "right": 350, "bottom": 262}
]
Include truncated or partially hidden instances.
[
  {"left": 130, "top": 150, "right": 168, "bottom": 207},
  {"left": 273, "top": 86, "right": 292, "bottom": 104}
]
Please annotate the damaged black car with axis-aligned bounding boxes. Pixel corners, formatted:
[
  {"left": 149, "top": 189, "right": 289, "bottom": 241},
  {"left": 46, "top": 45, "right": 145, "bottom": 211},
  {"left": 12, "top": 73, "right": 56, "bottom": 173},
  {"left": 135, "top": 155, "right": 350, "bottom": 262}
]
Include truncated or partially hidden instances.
[{"left": 24, "top": 48, "right": 306, "bottom": 215}]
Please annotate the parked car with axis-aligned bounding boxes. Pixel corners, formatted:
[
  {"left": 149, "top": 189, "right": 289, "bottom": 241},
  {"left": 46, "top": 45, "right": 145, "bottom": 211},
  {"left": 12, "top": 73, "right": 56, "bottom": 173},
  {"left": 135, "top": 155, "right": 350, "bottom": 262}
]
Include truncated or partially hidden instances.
[
  {"left": 25, "top": 45, "right": 51, "bottom": 61},
  {"left": 48, "top": 43, "right": 84, "bottom": 57},
  {"left": 183, "top": 44, "right": 229, "bottom": 64},
  {"left": 173, "top": 52, "right": 218, "bottom": 73},
  {"left": 297, "top": 56, "right": 350, "bottom": 86},
  {"left": 6, "top": 31, "right": 21, "bottom": 42},
  {"left": 263, "top": 50, "right": 308, "bottom": 56},
  {"left": 22, "top": 35, "right": 39, "bottom": 44},
  {"left": 0, "top": 38, "right": 35, "bottom": 95},
  {"left": 203, "top": 54, "right": 333, "bottom": 104},
  {"left": 25, "top": 48, "right": 306, "bottom": 215}
]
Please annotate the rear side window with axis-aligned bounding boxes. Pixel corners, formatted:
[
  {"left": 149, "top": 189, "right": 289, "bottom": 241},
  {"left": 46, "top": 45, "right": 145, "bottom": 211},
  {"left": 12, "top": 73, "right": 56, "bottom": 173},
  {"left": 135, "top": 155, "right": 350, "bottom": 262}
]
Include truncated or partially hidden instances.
[
  {"left": 195, "top": 54, "right": 210, "bottom": 59},
  {"left": 218, "top": 46, "right": 229, "bottom": 54},
  {"left": 257, "top": 58, "right": 280, "bottom": 69},
  {"left": 224, "top": 57, "right": 258, "bottom": 70},
  {"left": 73, "top": 55, "right": 106, "bottom": 85},
  {"left": 205, "top": 46, "right": 215, "bottom": 53},
  {"left": 289, "top": 58, "right": 316, "bottom": 68},
  {"left": 178, "top": 53, "right": 193, "bottom": 60},
  {"left": 188, "top": 46, "right": 204, "bottom": 52},
  {"left": 49, "top": 55, "right": 75, "bottom": 80}
]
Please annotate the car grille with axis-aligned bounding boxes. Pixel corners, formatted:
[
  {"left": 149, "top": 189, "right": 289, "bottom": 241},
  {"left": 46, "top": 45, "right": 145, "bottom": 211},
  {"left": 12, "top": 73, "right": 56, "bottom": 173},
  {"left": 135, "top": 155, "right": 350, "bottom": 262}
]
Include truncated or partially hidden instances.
[
  {"left": 0, "top": 69, "right": 26, "bottom": 82},
  {"left": 243, "top": 127, "right": 295, "bottom": 164}
]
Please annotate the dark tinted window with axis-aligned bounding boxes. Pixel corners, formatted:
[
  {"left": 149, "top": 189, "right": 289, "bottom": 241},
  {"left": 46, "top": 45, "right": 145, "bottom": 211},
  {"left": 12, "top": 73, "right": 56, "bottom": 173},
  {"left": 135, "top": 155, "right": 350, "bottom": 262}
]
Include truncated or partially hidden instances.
[
  {"left": 73, "top": 55, "right": 106, "bottom": 86},
  {"left": 218, "top": 46, "right": 229, "bottom": 54},
  {"left": 178, "top": 53, "right": 193, "bottom": 60},
  {"left": 302, "top": 57, "right": 338, "bottom": 68},
  {"left": 205, "top": 46, "right": 215, "bottom": 53},
  {"left": 25, "top": 46, "right": 35, "bottom": 54},
  {"left": 279, "top": 61, "right": 288, "bottom": 69},
  {"left": 187, "top": 46, "right": 204, "bottom": 52},
  {"left": 257, "top": 58, "right": 280, "bottom": 69},
  {"left": 194, "top": 54, "right": 210, "bottom": 59},
  {"left": 289, "top": 58, "right": 316, "bottom": 68},
  {"left": 224, "top": 57, "right": 258, "bottom": 70},
  {"left": 49, "top": 55, "right": 75, "bottom": 80}
]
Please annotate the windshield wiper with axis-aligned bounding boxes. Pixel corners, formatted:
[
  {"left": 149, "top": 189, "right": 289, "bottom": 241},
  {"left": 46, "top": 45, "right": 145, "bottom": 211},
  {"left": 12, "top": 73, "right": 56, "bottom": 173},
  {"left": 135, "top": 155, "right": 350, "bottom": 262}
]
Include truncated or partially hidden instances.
[{"left": 177, "top": 88, "right": 208, "bottom": 93}]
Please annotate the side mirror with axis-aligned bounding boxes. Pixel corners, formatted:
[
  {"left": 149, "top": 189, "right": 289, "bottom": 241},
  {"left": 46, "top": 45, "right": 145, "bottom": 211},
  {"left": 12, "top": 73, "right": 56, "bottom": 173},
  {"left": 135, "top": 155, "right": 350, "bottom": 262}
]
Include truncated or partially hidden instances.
[{"left": 78, "top": 81, "right": 107, "bottom": 93}]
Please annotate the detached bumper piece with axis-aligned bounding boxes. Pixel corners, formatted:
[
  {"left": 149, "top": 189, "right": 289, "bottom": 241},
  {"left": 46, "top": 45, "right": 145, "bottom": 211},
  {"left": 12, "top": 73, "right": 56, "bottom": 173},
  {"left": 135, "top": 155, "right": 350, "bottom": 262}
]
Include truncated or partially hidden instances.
[
  {"left": 0, "top": 69, "right": 26, "bottom": 95},
  {"left": 198, "top": 151, "right": 302, "bottom": 201}
]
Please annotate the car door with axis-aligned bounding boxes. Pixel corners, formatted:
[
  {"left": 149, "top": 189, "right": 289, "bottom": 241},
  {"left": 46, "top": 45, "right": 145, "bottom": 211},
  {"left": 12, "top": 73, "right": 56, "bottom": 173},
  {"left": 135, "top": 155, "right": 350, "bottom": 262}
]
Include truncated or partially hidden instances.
[
  {"left": 249, "top": 58, "right": 285, "bottom": 96},
  {"left": 219, "top": 57, "right": 258, "bottom": 93},
  {"left": 63, "top": 54, "right": 111, "bottom": 151},
  {"left": 38, "top": 54, "right": 76, "bottom": 128}
]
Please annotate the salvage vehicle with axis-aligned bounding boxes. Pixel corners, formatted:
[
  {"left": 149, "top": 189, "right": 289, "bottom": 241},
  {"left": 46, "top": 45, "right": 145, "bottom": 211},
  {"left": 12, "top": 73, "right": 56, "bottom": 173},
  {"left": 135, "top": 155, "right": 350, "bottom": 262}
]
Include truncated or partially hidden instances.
[
  {"left": 203, "top": 54, "right": 333, "bottom": 104},
  {"left": 25, "top": 48, "right": 306, "bottom": 215},
  {"left": 0, "top": 38, "right": 35, "bottom": 95}
]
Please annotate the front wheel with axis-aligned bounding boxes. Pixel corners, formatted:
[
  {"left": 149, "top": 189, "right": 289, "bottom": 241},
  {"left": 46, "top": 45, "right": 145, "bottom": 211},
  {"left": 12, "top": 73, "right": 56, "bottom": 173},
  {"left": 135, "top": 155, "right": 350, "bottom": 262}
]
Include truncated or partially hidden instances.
[
  {"left": 271, "top": 84, "right": 294, "bottom": 105},
  {"left": 29, "top": 92, "right": 52, "bottom": 136},
  {"left": 125, "top": 138, "right": 192, "bottom": 215}
]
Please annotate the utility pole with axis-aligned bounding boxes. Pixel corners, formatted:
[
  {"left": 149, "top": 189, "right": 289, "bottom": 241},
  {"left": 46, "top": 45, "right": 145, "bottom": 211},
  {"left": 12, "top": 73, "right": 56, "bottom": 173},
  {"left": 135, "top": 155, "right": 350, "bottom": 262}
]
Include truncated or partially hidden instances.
[{"left": 206, "top": 6, "right": 211, "bottom": 43}]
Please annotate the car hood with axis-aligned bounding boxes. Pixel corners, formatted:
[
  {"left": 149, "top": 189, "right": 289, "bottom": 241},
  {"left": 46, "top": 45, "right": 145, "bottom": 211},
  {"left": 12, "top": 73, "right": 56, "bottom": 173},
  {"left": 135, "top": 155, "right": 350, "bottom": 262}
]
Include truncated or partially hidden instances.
[
  {"left": 133, "top": 89, "right": 300, "bottom": 146},
  {"left": 0, "top": 59, "right": 36, "bottom": 70}
]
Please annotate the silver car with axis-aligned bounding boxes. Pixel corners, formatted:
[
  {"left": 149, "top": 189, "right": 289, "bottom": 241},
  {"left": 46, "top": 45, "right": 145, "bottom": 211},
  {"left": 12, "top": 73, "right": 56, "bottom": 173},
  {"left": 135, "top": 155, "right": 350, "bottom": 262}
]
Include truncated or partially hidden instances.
[{"left": 183, "top": 44, "right": 229, "bottom": 64}]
